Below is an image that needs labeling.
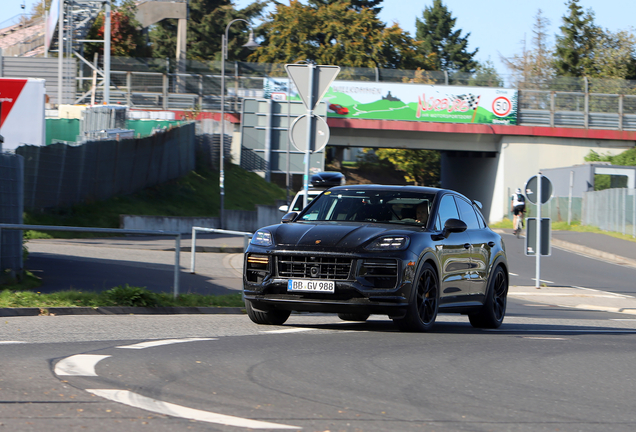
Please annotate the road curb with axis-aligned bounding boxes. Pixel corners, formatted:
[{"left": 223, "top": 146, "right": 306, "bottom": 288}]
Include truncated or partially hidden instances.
[
  {"left": 550, "top": 238, "right": 636, "bottom": 269},
  {"left": 0, "top": 307, "right": 246, "bottom": 317}
]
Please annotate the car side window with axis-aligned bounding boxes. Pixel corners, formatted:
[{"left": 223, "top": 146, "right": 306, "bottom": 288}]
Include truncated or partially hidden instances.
[
  {"left": 436, "top": 195, "right": 460, "bottom": 229},
  {"left": 455, "top": 197, "right": 481, "bottom": 230}
]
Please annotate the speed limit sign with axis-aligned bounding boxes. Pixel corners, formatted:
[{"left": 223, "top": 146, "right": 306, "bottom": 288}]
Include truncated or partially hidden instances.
[{"left": 492, "top": 96, "right": 512, "bottom": 117}]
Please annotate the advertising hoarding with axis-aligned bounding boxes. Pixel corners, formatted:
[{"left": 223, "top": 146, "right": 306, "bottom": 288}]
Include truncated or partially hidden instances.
[{"left": 264, "top": 77, "right": 518, "bottom": 125}]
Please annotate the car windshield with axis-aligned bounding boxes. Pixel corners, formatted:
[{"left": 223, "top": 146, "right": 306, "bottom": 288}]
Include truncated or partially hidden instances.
[{"left": 297, "top": 189, "right": 436, "bottom": 226}]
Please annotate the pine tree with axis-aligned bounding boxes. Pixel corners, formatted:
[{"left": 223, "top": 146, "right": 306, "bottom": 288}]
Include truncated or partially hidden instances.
[
  {"left": 415, "top": 0, "right": 477, "bottom": 73},
  {"left": 554, "top": 0, "right": 600, "bottom": 77}
]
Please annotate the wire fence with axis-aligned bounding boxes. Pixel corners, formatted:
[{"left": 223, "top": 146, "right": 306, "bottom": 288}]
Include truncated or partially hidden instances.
[
  {"left": 513, "top": 189, "right": 636, "bottom": 238},
  {"left": 583, "top": 188, "right": 636, "bottom": 237}
]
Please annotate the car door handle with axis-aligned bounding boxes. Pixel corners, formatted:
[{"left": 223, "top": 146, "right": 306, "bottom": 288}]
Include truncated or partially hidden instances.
[
  {"left": 488, "top": 241, "right": 495, "bottom": 247},
  {"left": 463, "top": 243, "right": 471, "bottom": 249}
]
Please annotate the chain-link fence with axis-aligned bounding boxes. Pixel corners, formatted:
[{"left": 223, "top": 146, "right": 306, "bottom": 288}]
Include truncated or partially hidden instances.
[
  {"left": 17, "top": 123, "right": 195, "bottom": 210},
  {"left": 582, "top": 188, "right": 636, "bottom": 237},
  {"left": 0, "top": 153, "right": 24, "bottom": 276},
  {"left": 522, "top": 197, "right": 584, "bottom": 225}
]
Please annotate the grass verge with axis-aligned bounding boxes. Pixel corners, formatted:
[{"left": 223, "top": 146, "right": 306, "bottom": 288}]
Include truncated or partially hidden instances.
[{"left": 0, "top": 284, "right": 245, "bottom": 309}]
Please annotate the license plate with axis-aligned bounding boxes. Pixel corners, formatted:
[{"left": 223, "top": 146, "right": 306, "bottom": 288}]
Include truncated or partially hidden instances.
[{"left": 287, "top": 279, "right": 335, "bottom": 293}]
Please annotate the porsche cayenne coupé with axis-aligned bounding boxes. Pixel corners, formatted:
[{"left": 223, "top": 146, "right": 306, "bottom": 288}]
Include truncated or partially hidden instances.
[{"left": 243, "top": 185, "right": 509, "bottom": 332}]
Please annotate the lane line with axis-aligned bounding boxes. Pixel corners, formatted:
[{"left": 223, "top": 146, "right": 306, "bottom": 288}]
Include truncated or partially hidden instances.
[
  {"left": 116, "top": 338, "right": 216, "bottom": 350},
  {"left": 261, "top": 328, "right": 317, "bottom": 334},
  {"left": 86, "top": 389, "right": 301, "bottom": 430},
  {"left": 55, "top": 354, "right": 111, "bottom": 376},
  {"left": 0, "top": 341, "right": 27, "bottom": 344}
]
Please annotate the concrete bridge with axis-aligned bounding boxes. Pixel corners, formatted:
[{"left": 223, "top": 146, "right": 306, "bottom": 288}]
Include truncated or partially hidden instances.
[{"left": 327, "top": 118, "right": 635, "bottom": 222}]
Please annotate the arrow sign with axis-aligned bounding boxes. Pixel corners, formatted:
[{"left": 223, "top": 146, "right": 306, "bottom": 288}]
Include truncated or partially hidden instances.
[{"left": 285, "top": 64, "right": 340, "bottom": 110}]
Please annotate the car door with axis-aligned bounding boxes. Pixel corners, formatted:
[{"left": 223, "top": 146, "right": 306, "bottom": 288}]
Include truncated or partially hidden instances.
[
  {"left": 432, "top": 194, "right": 472, "bottom": 304},
  {"left": 454, "top": 197, "right": 491, "bottom": 297}
]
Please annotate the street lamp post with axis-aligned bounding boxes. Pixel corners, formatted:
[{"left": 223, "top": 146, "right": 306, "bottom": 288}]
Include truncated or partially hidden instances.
[{"left": 219, "top": 19, "right": 259, "bottom": 229}]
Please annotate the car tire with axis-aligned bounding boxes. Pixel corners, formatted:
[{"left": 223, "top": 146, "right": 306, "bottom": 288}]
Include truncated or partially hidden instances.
[
  {"left": 393, "top": 262, "right": 439, "bottom": 332},
  {"left": 337, "top": 313, "right": 370, "bottom": 322},
  {"left": 468, "top": 265, "right": 508, "bottom": 329},
  {"left": 245, "top": 300, "right": 291, "bottom": 326}
]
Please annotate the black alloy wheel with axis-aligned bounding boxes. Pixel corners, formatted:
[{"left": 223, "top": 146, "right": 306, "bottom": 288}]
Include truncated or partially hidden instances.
[
  {"left": 245, "top": 300, "right": 291, "bottom": 325},
  {"left": 468, "top": 265, "right": 508, "bottom": 329},
  {"left": 394, "top": 262, "right": 439, "bottom": 332}
]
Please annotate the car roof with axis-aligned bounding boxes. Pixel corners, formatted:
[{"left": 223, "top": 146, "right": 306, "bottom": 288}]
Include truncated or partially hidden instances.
[{"left": 326, "top": 184, "right": 444, "bottom": 194}]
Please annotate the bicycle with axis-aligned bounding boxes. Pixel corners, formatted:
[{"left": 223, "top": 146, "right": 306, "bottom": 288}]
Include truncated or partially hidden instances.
[{"left": 514, "top": 213, "right": 524, "bottom": 238}]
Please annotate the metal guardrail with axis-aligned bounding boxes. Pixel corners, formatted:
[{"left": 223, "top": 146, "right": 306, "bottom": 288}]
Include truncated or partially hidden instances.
[
  {"left": 75, "top": 69, "right": 636, "bottom": 131},
  {"left": 189, "top": 227, "right": 252, "bottom": 274},
  {"left": 0, "top": 224, "right": 183, "bottom": 298}
]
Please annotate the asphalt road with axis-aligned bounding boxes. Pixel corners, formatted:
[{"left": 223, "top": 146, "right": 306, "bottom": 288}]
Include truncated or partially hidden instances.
[{"left": 2, "top": 232, "right": 635, "bottom": 431}]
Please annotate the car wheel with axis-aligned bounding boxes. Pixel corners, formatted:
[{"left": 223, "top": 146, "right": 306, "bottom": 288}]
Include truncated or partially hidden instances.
[
  {"left": 245, "top": 300, "right": 291, "bottom": 325},
  {"left": 337, "top": 313, "right": 370, "bottom": 322},
  {"left": 468, "top": 265, "right": 508, "bottom": 329},
  {"left": 393, "top": 262, "right": 439, "bottom": 332}
]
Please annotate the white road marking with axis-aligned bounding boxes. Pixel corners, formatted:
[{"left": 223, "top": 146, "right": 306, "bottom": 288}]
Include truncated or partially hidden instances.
[
  {"left": 522, "top": 337, "right": 569, "bottom": 340},
  {"left": 0, "top": 341, "right": 27, "bottom": 344},
  {"left": 509, "top": 272, "right": 519, "bottom": 276},
  {"left": 611, "top": 319, "right": 636, "bottom": 321},
  {"left": 55, "top": 354, "right": 111, "bottom": 376},
  {"left": 261, "top": 328, "right": 317, "bottom": 334},
  {"left": 86, "top": 389, "right": 301, "bottom": 430},
  {"left": 116, "top": 338, "right": 216, "bottom": 349},
  {"left": 486, "top": 329, "right": 636, "bottom": 333},
  {"left": 531, "top": 278, "right": 554, "bottom": 284}
]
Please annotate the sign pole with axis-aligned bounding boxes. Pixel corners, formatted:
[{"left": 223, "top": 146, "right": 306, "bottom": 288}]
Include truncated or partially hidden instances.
[
  {"left": 303, "top": 63, "right": 315, "bottom": 208},
  {"left": 535, "top": 172, "right": 542, "bottom": 288}
]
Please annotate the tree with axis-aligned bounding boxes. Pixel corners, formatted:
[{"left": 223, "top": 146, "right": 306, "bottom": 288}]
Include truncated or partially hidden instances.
[
  {"left": 414, "top": 0, "right": 477, "bottom": 73},
  {"left": 29, "top": 0, "right": 53, "bottom": 20},
  {"left": 468, "top": 59, "right": 504, "bottom": 87},
  {"left": 150, "top": 0, "right": 266, "bottom": 62},
  {"left": 84, "top": 0, "right": 150, "bottom": 58},
  {"left": 554, "top": 0, "right": 601, "bottom": 77},
  {"left": 307, "top": 0, "right": 384, "bottom": 13},
  {"left": 501, "top": 9, "right": 556, "bottom": 89},
  {"left": 589, "top": 29, "right": 636, "bottom": 80},
  {"left": 250, "top": 0, "right": 428, "bottom": 69},
  {"left": 374, "top": 149, "right": 441, "bottom": 187}
]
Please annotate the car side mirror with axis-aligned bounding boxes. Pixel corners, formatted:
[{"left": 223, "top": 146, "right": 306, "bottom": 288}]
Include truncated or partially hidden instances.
[
  {"left": 278, "top": 204, "right": 290, "bottom": 213},
  {"left": 443, "top": 218, "right": 467, "bottom": 237},
  {"left": 281, "top": 212, "right": 299, "bottom": 223}
]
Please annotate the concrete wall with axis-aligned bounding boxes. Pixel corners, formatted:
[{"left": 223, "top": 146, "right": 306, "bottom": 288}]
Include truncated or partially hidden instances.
[
  {"left": 441, "top": 150, "right": 500, "bottom": 223},
  {"left": 120, "top": 204, "right": 285, "bottom": 233}
]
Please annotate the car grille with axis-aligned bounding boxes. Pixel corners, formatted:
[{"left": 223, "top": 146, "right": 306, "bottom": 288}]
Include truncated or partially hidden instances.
[
  {"left": 358, "top": 259, "right": 399, "bottom": 289},
  {"left": 277, "top": 255, "right": 352, "bottom": 280}
]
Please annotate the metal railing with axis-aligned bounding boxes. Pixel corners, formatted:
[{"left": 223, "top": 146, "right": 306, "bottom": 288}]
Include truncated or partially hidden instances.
[
  {"left": 73, "top": 67, "right": 636, "bottom": 131},
  {"left": 0, "top": 224, "right": 184, "bottom": 298},
  {"left": 189, "top": 227, "right": 252, "bottom": 274}
]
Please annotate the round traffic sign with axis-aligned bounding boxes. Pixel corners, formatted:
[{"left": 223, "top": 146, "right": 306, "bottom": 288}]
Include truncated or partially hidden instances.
[
  {"left": 289, "top": 114, "right": 330, "bottom": 153},
  {"left": 524, "top": 175, "right": 553, "bottom": 204},
  {"left": 492, "top": 96, "right": 512, "bottom": 117}
]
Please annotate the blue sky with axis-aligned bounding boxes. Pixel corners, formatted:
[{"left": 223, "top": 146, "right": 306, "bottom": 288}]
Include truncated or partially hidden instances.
[{"left": 3, "top": 0, "right": 635, "bottom": 77}]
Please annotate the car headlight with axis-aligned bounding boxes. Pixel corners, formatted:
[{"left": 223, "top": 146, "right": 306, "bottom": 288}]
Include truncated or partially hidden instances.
[
  {"left": 366, "top": 236, "right": 410, "bottom": 251},
  {"left": 251, "top": 230, "right": 273, "bottom": 246}
]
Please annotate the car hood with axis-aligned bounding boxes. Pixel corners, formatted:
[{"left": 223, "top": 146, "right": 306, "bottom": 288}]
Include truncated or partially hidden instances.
[{"left": 271, "top": 222, "right": 415, "bottom": 249}]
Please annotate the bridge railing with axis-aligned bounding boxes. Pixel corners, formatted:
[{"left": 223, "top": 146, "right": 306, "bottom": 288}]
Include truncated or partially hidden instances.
[{"left": 75, "top": 58, "right": 636, "bottom": 130}]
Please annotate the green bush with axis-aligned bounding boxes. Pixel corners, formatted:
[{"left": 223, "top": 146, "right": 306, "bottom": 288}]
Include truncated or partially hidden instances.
[{"left": 101, "top": 284, "right": 159, "bottom": 307}]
